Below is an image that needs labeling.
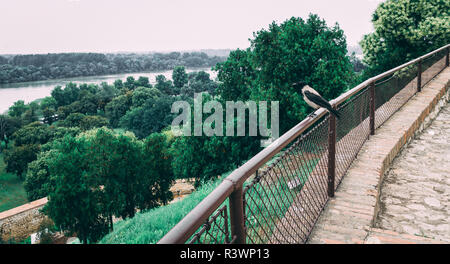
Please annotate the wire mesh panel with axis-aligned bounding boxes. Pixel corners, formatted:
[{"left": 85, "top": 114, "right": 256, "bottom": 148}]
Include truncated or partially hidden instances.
[
  {"left": 421, "top": 49, "right": 447, "bottom": 87},
  {"left": 374, "top": 51, "right": 447, "bottom": 129},
  {"left": 187, "top": 205, "right": 233, "bottom": 244},
  {"left": 334, "top": 87, "right": 371, "bottom": 183},
  {"left": 374, "top": 64, "right": 418, "bottom": 128},
  {"left": 243, "top": 117, "right": 329, "bottom": 244}
]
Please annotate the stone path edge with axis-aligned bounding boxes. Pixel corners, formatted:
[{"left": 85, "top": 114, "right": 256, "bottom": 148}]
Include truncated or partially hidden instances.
[{"left": 373, "top": 71, "right": 450, "bottom": 227}]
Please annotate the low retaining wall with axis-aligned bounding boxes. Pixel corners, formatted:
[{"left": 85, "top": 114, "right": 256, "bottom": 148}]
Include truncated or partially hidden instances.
[
  {"left": 0, "top": 197, "right": 48, "bottom": 242},
  {"left": 0, "top": 179, "right": 195, "bottom": 242}
]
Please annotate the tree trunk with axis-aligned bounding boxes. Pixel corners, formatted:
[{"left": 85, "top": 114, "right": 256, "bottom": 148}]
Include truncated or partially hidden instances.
[{"left": 109, "top": 214, "right": 113, "bottom": 232}]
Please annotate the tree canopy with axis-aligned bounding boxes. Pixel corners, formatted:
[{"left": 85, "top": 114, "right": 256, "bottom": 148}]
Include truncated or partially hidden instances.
[
  {"left": 215, "top": 14, "right": 354, "bottom": 133},
  {"left": 43, "top": 128, "right": 174, "bottom": 243},
  {"left": 360, "top": 0, "right": 450, "bottom": 76}
]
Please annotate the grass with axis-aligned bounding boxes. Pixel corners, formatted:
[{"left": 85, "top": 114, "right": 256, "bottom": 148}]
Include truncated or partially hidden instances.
[
  {"left": 0, "top": 152, "right": 28, "bottom": 213},
  {"left": 99, "top": 175, "right": 227, "bottom": 244}
]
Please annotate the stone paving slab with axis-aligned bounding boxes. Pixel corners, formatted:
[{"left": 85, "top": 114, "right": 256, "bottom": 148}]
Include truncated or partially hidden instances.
[
  {"left": 307, "top": 67, "right": 450, "bottom": 244},
  {"left": 375, "top": 101, "right": 450, "bottom": 243},
  {"left": 365, "top": 228, "right": 445, "bottom": 244}
]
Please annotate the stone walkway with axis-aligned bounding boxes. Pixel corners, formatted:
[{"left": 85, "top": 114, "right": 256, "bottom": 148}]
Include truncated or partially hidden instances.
[
  {"left": 373, "top": 102, "right": 450, "bottom": 243},
  {"left": 308, "top": 66, "right": 450, "bottom": 244}
]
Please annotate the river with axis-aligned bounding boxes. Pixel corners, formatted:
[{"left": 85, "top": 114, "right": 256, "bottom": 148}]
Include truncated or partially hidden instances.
[{"left": 0, "top": 68, "right": 217, "bottom": 113}]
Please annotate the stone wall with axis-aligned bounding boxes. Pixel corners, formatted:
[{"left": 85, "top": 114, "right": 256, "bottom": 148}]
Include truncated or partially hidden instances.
[{"left": 0, "top": 197, "right": 48, "bottom": 242}]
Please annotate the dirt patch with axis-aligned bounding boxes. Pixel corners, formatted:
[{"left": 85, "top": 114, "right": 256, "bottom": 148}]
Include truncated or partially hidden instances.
[{"left": 169, "top": 179, "right": 196, "bottom": 203}]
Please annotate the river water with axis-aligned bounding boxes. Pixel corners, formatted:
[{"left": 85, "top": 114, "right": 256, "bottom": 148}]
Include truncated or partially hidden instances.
[{"left": 0, "top": 68, "right": 216, "bottom": 113}]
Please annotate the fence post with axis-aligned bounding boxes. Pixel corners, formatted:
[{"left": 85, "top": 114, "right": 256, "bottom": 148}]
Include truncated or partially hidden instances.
[
  {"left": 229, "top": 184, "right": 246, "bottom": 244},
  {"left": 417, "top": 59, "right": 422, "bottom": 92},
  {"left": 327, "top": 106, "right": 336, "bottom": 197},
  {"left": 369, "top": 82, "right": 375, "bottom": 136},
  {"left": 446, "top": 47, "right": 449, "bottom": 67}
]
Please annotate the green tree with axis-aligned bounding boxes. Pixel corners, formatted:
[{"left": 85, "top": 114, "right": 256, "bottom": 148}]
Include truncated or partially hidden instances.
[
  {"left": 51, "top": 83, "right": 80, "bottom": 107},
  {"left": 141, "top": 133, "right": 174, "bottom": 206},
  {"left": 360, "top": 0, "right": 450, "bottom": 76},
  {"left": 8, "top": 100, "right": 28, "bottom": 118},
  {"left": 49, "top": 127, "right": 81, "bottom": 142},
  {"left": 114, "top": 79, "right": 123, "bottom": 89},
  {"left": 12, "top": 122, "right": 53, "bottom": 147},
  {"left": 124, "top": 76, "right": 136, "bottom": 90},
  {"left": 172, "top": 66, "right": 188, "bottom": 90},
  {"left": 79, "top": 115, "right": 108, "bottom": 131},
  {"left": 104, "top": 93, "right": 132, "bottom": 127},
  {"left": 136, "top": 76, "right": 151, "bottom": 88},
  {"left": 170, "top": 94, "right": 262, "bottom": 186},
  {"left": 155, "top": 75, "right": 174, "bottom": 95},
  {"left": 21, "top": 108, "right": 38, "bottom": 125},
  {"left": 119, "top": 95, "right": 176, "bottom": 138},
  {"left": 183, "top": 71, "right": 218, "bottom": 97},
  {"left": 250, "top": 15, "right": 353, "bottom": 133},
  {"left": 43, "top": 135, "right": 109, "bottom": 243},
  {"left": 4, "top": 144, "right": 40, "bottom": 179},
  {"left": 43, "top": 128, "right": 174, "bottom": 243},
  {"left": 216, "top": 15, "right": 354, "bottom": 134},
  {"left": 40, "top": 96, "right": 58, "bottom": 111},
  {"left": 24, "top": 150, "right": 57, "bottom": 201},
  {"left": 131, "top": 87, "right": 161, "bottom": 108},
  {"left": 59, "top": 113, "right": 86, "bottom": 128},
  {"left": 78, "top": 92, "right": 100, "bottom": 115},
  {"left": 96, "top": 83, "right": 119, "bottom": 110},
  {"left": 0, "top": 115, "right": 21, "bottom": 150},
  {"left": 214, "top": 49, "right": 255, "bottom": 101},
  {"left": 42, "top": 107, "right": 56, "bottom": 125}
]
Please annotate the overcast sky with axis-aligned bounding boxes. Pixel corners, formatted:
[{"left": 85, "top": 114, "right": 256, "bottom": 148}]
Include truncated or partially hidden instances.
[{"left": 0, "top": 0, "right": 384, "bottom": 54}]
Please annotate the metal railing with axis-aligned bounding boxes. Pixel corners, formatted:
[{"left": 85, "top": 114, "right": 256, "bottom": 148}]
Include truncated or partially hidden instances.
[{"left": 158, "top": 44, "right": 450, "bottom": 244}]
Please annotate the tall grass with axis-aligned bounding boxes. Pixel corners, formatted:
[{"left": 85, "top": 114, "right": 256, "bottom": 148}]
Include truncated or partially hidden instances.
[{"left": 99, "top": 175, "right": 227, "bottom": 244}]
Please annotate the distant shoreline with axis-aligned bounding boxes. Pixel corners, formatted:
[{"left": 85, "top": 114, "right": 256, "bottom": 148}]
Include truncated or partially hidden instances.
[{"left": 0, "top": 66, "right": 215, "bottom": 87}]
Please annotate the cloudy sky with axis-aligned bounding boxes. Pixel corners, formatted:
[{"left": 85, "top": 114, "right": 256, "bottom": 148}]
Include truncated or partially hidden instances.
[{"left": 0, "top": 0, "right": 384, "bottom": 54}]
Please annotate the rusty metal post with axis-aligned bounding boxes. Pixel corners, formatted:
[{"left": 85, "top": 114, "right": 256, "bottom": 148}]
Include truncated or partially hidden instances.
[
  {"left": 369, "top": 82, "right": 375, "bottom": 136},
  {"left": 229, "top": 184, "right": 246, "bottom": 244},
  {"left": 417, "top": 59, "right": 422, "bottom": 92},
  {"left": 327, "top": 107, "right": 336, "bottom": 197},
  {"left": 446, "top": 47, "right": 449, "bottom": 67}
]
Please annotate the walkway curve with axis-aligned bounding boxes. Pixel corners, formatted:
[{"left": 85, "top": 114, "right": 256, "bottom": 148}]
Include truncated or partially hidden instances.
[{"left": 374, "top": 101, "right": 450, "bottom": 243}]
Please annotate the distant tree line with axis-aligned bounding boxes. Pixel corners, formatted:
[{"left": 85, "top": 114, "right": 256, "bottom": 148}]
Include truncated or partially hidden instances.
[{"left": 0, "top": 52, "right": 226, "bottom": 84}]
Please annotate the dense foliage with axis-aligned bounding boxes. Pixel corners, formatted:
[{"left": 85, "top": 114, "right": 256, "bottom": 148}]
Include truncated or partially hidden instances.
[
  {"left": 0, "top": 52, "right": 226, "bottom": 84},
  {"left": 360, "top": 0, "right": 450, "bottom": 76},
  {"left": 41, "top": 128, "right": 174, "bottom": 243},
  {"left": 215, "top": 14, "right": 355, "bottom": 134}
]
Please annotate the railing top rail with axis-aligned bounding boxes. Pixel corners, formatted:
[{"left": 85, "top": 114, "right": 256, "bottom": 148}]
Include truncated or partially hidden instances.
[
  {"left": 158, "top": 43, "right": 449, "bottom": 244},
  {"left": 333, "top": 44, "right": 450, "bottom": 106}
]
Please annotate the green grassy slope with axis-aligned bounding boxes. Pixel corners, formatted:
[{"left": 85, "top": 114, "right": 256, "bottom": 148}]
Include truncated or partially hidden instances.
[
  {"left": 99, "top": 176, "right": 226, "bottom": 244},
  {"left": 0, "top": 153, "right": 28, "bottom": 212}
]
